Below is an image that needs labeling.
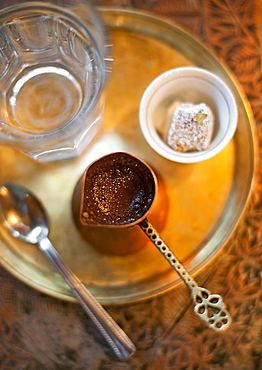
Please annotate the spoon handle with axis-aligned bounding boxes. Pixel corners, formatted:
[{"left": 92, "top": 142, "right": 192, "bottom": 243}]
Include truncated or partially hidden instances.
[
  {"left": 38, "top": 237, "right": 135, "bottom": 360},
  {"left": 139, "top": 219, "right": 231, "bottom": 332}
]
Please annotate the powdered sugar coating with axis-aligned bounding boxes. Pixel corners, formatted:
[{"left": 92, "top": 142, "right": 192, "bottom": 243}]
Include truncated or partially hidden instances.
[{"left": 167, "top": 102, "right": 214, "bottom": 152}]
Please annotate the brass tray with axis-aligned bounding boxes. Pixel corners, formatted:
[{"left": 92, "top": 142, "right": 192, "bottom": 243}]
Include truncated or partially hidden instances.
[{"left": 0, "top": 8, "right": 256, "bottom": 304}]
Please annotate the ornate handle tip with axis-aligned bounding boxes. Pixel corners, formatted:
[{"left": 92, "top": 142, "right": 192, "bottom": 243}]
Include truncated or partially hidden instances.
[{"left": 192, "top": 287, "right": 231, "bottom": 332}]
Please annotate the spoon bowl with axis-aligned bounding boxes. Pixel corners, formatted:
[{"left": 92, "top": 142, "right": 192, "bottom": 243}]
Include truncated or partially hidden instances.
[
  {"left": 0, "top": 182, "right": 135, "bottom": 360},
  {"left": 0, "top": 183, "right": 48, "bottom": 243}
]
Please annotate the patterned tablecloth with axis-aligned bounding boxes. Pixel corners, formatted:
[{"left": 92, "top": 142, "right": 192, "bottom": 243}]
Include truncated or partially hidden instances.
[{"left": 0, "top": 0, "right": 261, "bottom": 369}]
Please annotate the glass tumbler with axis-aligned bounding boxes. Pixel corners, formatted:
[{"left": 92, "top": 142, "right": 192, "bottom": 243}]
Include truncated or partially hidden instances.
[{"left": 0, "top": 0, "right": 111, "bottom": 162}]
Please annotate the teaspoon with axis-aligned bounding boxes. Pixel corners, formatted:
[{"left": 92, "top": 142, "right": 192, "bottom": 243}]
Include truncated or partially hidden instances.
[{"left": 0, "top": 182, "right": 136, "bottom": 360}]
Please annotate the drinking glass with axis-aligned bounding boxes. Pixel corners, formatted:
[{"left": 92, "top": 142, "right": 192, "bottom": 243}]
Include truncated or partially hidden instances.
[{"left": 0, "top": 0, "right": 111, "bottom": 161}]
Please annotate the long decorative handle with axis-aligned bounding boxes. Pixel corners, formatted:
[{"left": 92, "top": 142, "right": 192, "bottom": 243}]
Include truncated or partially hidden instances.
[
  {"left": 139, "top": 219, "right": 231, "bottom": 332},
  {"left": 38, "top": 237, "right": 136, "bottom": 360}
]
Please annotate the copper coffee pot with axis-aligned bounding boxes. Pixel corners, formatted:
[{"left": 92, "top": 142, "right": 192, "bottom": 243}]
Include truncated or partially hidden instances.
[{"left": 72, "top": 152, "right": 231, "bottom": 331}]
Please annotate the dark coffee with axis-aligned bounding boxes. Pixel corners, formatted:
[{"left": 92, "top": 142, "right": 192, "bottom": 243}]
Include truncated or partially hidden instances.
[{"left": 81, "top": 153, "right": 155, "bottom": 226}]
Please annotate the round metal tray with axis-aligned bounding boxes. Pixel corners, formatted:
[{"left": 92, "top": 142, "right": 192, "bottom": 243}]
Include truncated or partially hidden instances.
[{"left": 0, "top": 8, "right": 256, "bottom": 304}]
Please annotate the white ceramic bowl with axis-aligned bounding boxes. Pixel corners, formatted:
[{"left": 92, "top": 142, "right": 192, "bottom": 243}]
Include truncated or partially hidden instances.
[{"left": 139, "top": 66, "right": 238, "bottom": 163}]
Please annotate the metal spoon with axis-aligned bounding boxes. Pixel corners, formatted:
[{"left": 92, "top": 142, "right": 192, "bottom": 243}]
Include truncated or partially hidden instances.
[{"left": 0, "top": 182, "right": 135, "bottom": 360}]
